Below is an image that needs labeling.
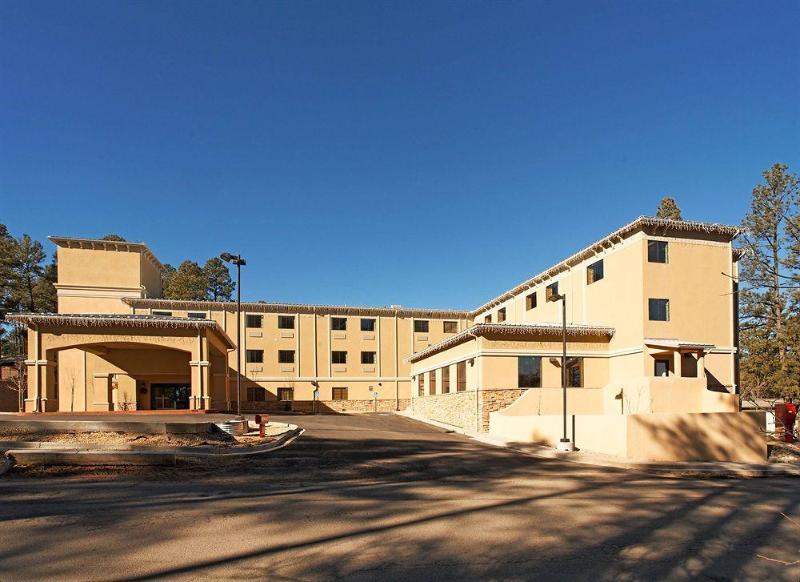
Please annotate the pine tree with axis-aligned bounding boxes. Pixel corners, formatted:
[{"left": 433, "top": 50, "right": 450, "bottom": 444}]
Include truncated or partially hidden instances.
[
  {"left": 656, "top": 197, "right": 683, "bottom": 220},
  {"left": 12, "top": 235, "right": 46, "bottom": 312},
  {"left": 163, "top": 260, "right": 207, "bottom": 300},
  {"left": 738, "top": 163, "right": 800, "bottom": 399},
  {"left": 0, "top": 224, "right": 17, "bottom": 319},
  {"left": 100, "top": 234, "right": 126, "bottom": 241},
  {"left": 203, "top": 258, "right": 234, "bottom": 301}
]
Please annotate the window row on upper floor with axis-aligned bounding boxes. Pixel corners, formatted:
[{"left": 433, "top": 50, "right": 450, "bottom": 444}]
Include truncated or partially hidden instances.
[
  {"left": 481, "top": 240, "right": 673, "bottom": 323},
  {"left": 245, "top": 349, "right": 378, "bottom": 365}
]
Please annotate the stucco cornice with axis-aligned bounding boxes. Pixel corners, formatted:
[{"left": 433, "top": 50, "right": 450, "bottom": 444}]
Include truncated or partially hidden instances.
[
  {"left": 48, "top": 236, "right": 166, "bottom": 273},
  {"left": 407, "top": 322, "right": 615, "bottom": 363},
  {"left": 6, "top": 313, "right": 235, "bottom": 349},
  {"left": 123, "top": 298, "right": 471, "bottom": 319}
]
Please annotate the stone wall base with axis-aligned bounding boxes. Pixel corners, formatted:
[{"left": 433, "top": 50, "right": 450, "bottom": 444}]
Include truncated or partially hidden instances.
[
  {"left": 239, "top": 399, "right": 410, "bottom": 414},
  {"left": 411, "top": 389, "right": 528, "bottom": 432}
]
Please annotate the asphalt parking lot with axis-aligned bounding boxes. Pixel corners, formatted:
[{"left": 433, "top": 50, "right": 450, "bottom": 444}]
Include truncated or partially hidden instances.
[{"left": 1, "top": 413, "right": 799, "bottom": 580}]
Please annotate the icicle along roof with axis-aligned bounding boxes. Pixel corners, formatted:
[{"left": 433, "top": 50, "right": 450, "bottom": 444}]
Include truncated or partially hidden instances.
[
  {"left": 471, "top": 216, "right": 741, "bottom": 316},
  {"left": 6, "top": 313, "right": 236, "bottom": 349},
  {"left": 407, "top": 322, "right": 615, "bottom": 363},
  {"left": 123, "top": 298, "right": 472, "bottom": 319}
]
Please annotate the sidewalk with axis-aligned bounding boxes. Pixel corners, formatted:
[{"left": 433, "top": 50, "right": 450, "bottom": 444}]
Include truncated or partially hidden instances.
[{"left": 398, "top": 410, "right": 800, "bottom": 479}]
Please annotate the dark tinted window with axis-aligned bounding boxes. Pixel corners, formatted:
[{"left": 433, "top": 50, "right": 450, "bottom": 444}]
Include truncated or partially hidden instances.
[
  {"left": 278, "top": 315, "right": 295, "bottom": 329},
  {"left": 245, "top": 350, "right": 263, "bottom": 363},
  {"left": 331, "top": 351, "right": 347, "bottom": 364},
  {"left": 331, "top": 317, "right": 347, "bottom": 330},
  {"left": 361, "top": 318, "right": 376, "bottom": 332},
  {"left": 518, "top": 356, "right": 542, "bottom": 388},
  {"left": 278, "top": 350, "right": 295, "bottom": 364},
  {"left": 361, "top": 351, "right": 376, "bottom": 364},
  {"left": 648, "top": 240, "right": 668, "bottom": 263},
  {"left": 497, "top": 308, "right": 506, "bottom": 322},
  {"left": 246, "top": 314, "right": 262, "bottom": 328},
  {"left": 649, "top": 298, "right": 670, "bottom": 321},
  {"left": 414, "top": 320, "right": 429, "bottom": 333},
  {"left": 546, "top": 282, "right": 559, "bottom": 301},
  {"left": 526, "top": 293, "right": 537, "bottom": 310},
  {"left": 654, "top": 359, "right": 670, "bottom": 377},
  {"left": 587, "top": 259, "right": 604, "bottom": 284}
]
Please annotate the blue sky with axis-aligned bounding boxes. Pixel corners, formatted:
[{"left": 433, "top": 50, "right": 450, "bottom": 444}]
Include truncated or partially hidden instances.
[{"left": 1, "top": 1, "right": 798, "bottom": 309}]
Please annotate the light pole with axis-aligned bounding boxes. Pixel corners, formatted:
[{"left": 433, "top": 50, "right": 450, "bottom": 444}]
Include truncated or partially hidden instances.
[
  {"left": 220, "top": 252, "right": 246, "bottom": 419},
  {"left": 548, "top": 291, "right": 575, "bottom": 452}
]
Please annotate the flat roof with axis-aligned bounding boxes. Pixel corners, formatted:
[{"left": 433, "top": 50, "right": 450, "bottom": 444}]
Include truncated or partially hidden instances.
[
  {"left": 407, "top": 322, "right": 615, "bottom": 363},
  {"left": 6, "top": 313, "right": 235, "bottom": 349}
]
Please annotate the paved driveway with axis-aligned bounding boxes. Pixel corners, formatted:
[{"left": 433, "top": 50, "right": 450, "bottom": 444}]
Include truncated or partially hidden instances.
[{"left": 1, "top": 413, "right": 799, "bottom": 580}]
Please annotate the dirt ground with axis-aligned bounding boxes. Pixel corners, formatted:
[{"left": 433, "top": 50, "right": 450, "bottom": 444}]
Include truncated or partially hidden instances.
[
  {"left": 0, "top": 423, "right": 292, "bottom": 448},
  {"left": 769, "top": 439, "right": 800, "bottom": 463}
]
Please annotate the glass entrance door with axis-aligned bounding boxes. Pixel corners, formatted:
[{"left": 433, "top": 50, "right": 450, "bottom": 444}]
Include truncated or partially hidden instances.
[{"left": 150, "top": 384, "right": 191, "bottom": 410}]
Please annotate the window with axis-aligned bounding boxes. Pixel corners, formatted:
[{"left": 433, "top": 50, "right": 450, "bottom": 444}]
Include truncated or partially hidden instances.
[
  {"left": 245, "top": 350, "right": 264, "bottom": 364},
  {"left": 526, "top": 292, "right": 537, "bottom": 310},
  {"left": 361, "top": 351, "right": 376, "bottom": 364},
  {"left": 361, "top": 318, "right": 376, "bottom": 332},
  {"left": 457, "top": 361, "right": 467, "bottom": 392},
  {"left": 546, "top": 282, "right": 559, "bottom": 301},
  {"left": 187, "top": 312, "right": 206, "bottom": 319},
  {"left": 649, "top": 298, "right": 670, "bottom": 321},
  {"left": 278, "top": 315, "right": 295, "bottom": 329},
  {"left": 567, "top": 358, "right": 583, "bottom": 388},
  {"left": 654, "top": 359, "right": 670, "bottom": 377},
  {"left": 498, "top": 308, "right": 506, "bottom": 322},
  {"left": 332, "top": 387, "right": 348, "bottom": 400},
  {"left": 587, "top": 259, "right": 604, "bottom": 284},
  {"left": 418, "top": 374, "right": 424, "bottom": 397},
  {"left": 442, "top": 366, "right": 450, "bottom": 393},
  {"left": 332, "top": 351, "right": 347, "bottom": 364},
  {"left": 278, "top": 350, "right": 295, "bottom": 364},
  {"left": 484, "top": 315, "right": 492, "bottom": 323},
  {"left": 429, "top": 370, "right": 436, "bottom": 395},
  {"left": 443, "top": 321, "right": 458, "bottom": 333},
  {"left": 246, "top": 314, "right": 262, "bottom": 328},
  {"left": 414, "top": 320, "right": 429, "bottom": 333},
  {"left": 247, "top": 386, "right": 266, "bottom": 402},
  {"left": 648, "top": 240, "right": 668, "bottom": 263},
  {"left": 152, "top": 310, "right": 172, "bottom": 317},
  {"left": 518, "top": 356, "right": 542, "bottom": 388},
  {"left": 277, "top": 387, "right": 294, "bottom": 401},
  {"left": 331, "top": 317, "right": 347, "bottom": 331}
]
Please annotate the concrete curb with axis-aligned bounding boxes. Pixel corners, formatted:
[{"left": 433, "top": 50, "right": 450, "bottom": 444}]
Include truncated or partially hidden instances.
[{"left": 3, "top": 427, "right": 304, "bottom": 468}]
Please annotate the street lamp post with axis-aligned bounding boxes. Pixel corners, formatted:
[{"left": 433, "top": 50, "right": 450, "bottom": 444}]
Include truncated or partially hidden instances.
[
  {"left": 548, "top": 291, "right": 575, "bottom": 452},
  {"left": 220, "top": 252, "right": 246, "bottom": 419}
]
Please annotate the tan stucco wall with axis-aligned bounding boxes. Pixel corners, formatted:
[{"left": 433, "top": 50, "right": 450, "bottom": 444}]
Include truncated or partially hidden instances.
[{"left": 489, "top": 410, "right": 766, "bottom": 462}]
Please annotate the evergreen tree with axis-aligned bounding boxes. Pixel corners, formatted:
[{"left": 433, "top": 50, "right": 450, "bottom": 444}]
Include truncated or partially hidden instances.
[
  {"left": 203, "top": 258, "right": 234, "bottom": 301},
  {"left": 12, "top": 234, "right": 46, "bottom": 312},
  {"left": 161, "top": 263, "right": 176, "bottom": 295},
  {"left": 656, "top": 197, "right": 683, "bottom": 220},
  {"left": 34, "top": 256, "right": 58, "bottom": 313},
  {"left": 163, "top": 260, "right": 207, "bottom": 300},
  {"left": 101, "top": 234, "right": 126, "bottom": 241},
  {"left": 0, "top": 225, "right": 17, "bottom": 319},
  {"left": 738, "top": 163, "right": 800, "bottom": 399}
]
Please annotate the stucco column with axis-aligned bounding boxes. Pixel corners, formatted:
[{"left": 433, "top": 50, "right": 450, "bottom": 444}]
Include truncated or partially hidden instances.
[
  {"left": 190, "top": 333, "right": 212, "bottom": 410},
  {"left": 697, "top": 351, "right": 706, "bottom": 378},
  {"left": 673, "top": 350, "right": 682, "bottom": 378}
]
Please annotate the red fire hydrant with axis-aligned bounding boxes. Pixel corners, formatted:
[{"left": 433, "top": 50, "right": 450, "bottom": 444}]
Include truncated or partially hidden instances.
[
  {"left": 254, "top": 414, "right": 269, "bottom": 438},
  {"left": 775, "top": 402, "right": 797, "bottom": 443}
]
